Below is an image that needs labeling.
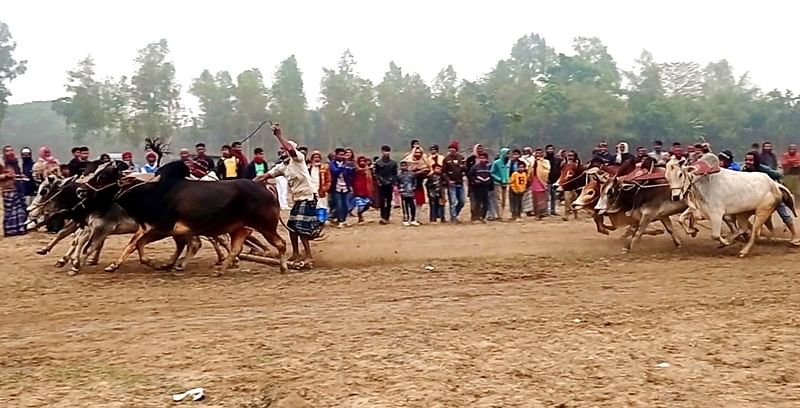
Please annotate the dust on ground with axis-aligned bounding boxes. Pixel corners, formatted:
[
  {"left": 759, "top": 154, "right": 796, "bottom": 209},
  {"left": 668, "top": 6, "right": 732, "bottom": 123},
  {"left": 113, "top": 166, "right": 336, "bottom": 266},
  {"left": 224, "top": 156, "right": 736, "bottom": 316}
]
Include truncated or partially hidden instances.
[{"left": 1, "top": 213, "right": 799, "bottom": 407}]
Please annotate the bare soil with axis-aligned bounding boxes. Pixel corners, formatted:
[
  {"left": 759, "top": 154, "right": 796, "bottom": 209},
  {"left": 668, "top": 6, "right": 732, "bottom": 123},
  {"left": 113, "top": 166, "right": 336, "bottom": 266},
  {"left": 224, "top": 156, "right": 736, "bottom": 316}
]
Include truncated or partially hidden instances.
[{"left": 1, "top": 212, "right": 799, "bottom": 407}]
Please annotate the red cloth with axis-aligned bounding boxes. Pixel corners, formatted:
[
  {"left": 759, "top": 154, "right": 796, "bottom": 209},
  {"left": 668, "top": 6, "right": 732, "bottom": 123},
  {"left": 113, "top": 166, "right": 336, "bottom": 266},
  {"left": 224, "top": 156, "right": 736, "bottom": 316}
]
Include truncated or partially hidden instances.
[{"left": 353, "top": 168, "right": 373, "bottom": 198}]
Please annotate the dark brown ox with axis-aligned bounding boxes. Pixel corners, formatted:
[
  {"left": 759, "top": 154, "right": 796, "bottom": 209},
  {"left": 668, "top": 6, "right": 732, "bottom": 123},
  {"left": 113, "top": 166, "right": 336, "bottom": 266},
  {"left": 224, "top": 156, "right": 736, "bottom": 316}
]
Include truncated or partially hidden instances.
[
  {"left": 80, "top": 160, "right": 288, "bottom": 273},
  {"left": 593, "top": 166, "right": 687, "bottom": 252}
]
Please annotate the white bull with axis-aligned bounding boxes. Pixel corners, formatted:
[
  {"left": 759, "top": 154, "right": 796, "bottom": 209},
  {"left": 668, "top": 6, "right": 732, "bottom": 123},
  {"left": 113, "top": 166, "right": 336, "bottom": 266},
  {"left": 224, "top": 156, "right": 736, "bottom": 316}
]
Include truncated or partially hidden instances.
[{"left": 664, "top": 158, "right": 799, "bottom": 257}]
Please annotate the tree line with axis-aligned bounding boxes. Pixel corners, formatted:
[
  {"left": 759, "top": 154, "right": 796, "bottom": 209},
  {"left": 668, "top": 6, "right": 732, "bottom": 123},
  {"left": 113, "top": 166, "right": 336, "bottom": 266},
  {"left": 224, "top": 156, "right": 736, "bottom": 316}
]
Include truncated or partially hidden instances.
[{"left": 2, "top": 19, "right": 800, "bottom": 158}]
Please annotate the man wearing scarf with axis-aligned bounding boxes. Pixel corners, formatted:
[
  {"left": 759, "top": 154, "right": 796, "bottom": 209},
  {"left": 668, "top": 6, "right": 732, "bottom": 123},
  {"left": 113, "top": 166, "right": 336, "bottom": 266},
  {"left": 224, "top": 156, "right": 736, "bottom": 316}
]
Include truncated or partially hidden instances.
[
  {"left": 141, "top": 151, "right": 160, "bottom": 174},
  {"left": 1, "top": 145, "right": 29, "bottom": 236},
  {"left": 245, "top": 148, "right": 270, "bottom": 179},
  {"left": 232, "top": 141, "right": 249, "bottom": 167}
]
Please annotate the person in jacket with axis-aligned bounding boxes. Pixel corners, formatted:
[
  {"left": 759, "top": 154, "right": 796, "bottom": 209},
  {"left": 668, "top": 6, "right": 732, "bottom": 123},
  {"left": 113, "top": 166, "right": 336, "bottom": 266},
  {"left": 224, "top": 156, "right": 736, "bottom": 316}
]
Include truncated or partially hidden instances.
[
  {"left": 373, "top": 145, "right": 398, "bottom": 224},
  {"left": 329, "top": 147, "right": 356, "bottom": 227},
  {"left": 120, "top": 151, "right": 141, "bottom": 173},
  {"left": 509, "top": 161, "right": 529, "bottom": 221},
  {"left": 245, "top": 148, "right": 270, "bottom": 179},
  {"left": 141, "top": 151, "right": 159, "bottom": 174},
  {"left": 397, "top": 161, "right": 419, "bottom": 226},
  {"left": 19, "top": 147, "right": 36, "bottom": 205},
  {"left": 469, "top": 152, "right": 493, "bottom": 223},
  {"left": 545, "top": 144, "right": 561, "bottom": 216},
  {"left": 194, "top": 143, "right": 215, "bottom": 171},
  {"left": 718, "top": 150, "right": 741, "bottom": 171},
  {"left": 231, "top": 141, "right": 249, "bottom": 167},
  {"left": 352, "top": 156, "right": 375, "bottom": 224},
  {"left": 466, "top": 143, "right": 485, "bottom": 221},
  {"left": 592, "top": 142, "right": 613, "bottom": 164},
  {"left": 425, "top": 163, "right": 448, "bottom": 223},
  {"left": 743, "top": 151, "right": 800, "bottom": 246},
  {"left": 489, "top": 147, "right": 510, "bottom": 220},
  {"left": 759, "top": 142, "right": 779, "bottom": 170},
  {"left": 1, "top": 145, "right": 28, "bottom": 236},
  {"left": 442, "top": 140, "right": 466, "bottom": 223},
  {"left": 782, "top": 144, "right": 800, "bottom": 201},
  {"left": 215, "top": 145, "right": 244, "bottom": 180},
  {"left": 428, "top": 144, "right": 445, "bottom": 167},
  {"left": 308, "top": 151, "right": 331, "bottom": 224}
]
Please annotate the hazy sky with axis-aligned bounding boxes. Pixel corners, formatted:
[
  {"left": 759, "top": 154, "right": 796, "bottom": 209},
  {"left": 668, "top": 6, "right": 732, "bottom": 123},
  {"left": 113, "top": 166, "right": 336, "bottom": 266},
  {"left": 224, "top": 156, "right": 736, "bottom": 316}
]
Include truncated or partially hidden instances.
[{"left": 4, "top": 0, "right": 799, "bottom": 113}]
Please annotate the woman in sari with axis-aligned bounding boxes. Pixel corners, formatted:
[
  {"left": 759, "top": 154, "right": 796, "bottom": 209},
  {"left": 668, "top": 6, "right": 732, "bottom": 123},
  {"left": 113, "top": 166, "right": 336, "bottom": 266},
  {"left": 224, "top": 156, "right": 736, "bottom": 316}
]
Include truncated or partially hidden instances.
[
  {"left": 530, "top": 148, "right": 551, "bottom": 219},
  {"left": 1, "top": 145, "right": 28, "bottom": 236}
]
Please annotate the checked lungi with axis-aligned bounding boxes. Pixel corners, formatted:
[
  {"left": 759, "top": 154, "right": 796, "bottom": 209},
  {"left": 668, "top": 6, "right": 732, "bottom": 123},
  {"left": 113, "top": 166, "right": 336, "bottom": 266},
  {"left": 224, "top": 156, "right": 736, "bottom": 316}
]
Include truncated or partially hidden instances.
[
  {"left": 3, "top": 190, "right": 28, "bottom": 237},
  {"left": 288, "top": 199, "right": 322, "bottom": 238}
]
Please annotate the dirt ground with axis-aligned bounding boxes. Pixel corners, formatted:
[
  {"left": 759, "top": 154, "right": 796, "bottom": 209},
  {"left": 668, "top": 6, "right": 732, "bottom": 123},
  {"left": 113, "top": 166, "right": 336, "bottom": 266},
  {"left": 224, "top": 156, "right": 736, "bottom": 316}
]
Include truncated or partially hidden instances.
[{"left": 1, "top": 211, "right": 799, "bottom": 407}]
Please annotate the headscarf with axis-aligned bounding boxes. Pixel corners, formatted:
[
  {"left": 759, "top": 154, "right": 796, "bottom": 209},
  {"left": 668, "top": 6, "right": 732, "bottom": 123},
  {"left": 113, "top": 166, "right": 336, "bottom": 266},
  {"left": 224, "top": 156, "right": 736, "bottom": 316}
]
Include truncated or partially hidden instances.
[
  {"left": 405, "top": 146, "right": 431, "bottom": 172},
  {"left": 38, "top": 146, "right": 59, "bottom": 165},
  {"left": 472, "top": 144, "right": 483, "bottom": 157}
]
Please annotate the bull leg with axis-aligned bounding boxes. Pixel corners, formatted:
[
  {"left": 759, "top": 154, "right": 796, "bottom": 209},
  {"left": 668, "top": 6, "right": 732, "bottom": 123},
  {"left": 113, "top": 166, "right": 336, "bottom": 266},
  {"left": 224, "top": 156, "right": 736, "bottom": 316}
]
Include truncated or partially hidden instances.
[
  {"left": 38, "top": 221, "right": 78, "bottom": 255},
  {"left": 208, "top": 237, "right": 226, "bottom": 265},
  {"left": 245, "top": 235, "right": 269, "bottom": 255},
  {"left": 89, "top": 239, "right": 105, "bottom": 265},
  {"left": 625, "top": 212, "right": 656, "bottom": 253},
  {"left": 104, "top": 227, "right": 146, "bottom": 272},
  {"left": 219, "top": 228, "right": 250, "bottom": 270},
  {"left": 156, "top": 236, "right": 188, "bottom": 270},
  {"left": 57, "top": 230, "right": 82, "bottom": 268},
  {"left": 726, "top": 213, "right": 752, "bottom": 244},
  {"left": 259, "top": 229, "right": 288, "bottom": 273},
  {"left": 176, "top": 237, "right": 202, "bottom": 271},
  {"left": 660, "top": 217, "right": 682, "bottom": 248},
  {"left": 739, "top": 208, "right": 772, "bottom": 257},
  {"left": 593, "top": 213, "right": 611, "bottom": 235},
  {"left": 66, "top": 227, "right": 95, "bottom": 275},
  {"left": 709, "top": 212, "right": 732, "bottom": 247},
  {"left": 71, "top": 224, "right": 113, "bottom": 275}
]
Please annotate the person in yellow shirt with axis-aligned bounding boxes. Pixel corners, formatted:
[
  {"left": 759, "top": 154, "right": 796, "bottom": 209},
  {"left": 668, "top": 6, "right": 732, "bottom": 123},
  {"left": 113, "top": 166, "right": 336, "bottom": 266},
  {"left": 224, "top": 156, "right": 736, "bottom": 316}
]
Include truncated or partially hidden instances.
[{"left": 509, "top": 161, "right": 529, "bottom": 221}]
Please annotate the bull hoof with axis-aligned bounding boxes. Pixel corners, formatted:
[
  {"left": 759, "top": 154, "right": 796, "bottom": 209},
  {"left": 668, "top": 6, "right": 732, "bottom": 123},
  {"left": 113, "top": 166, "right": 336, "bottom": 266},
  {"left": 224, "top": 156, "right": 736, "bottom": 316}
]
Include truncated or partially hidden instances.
[
  {"left": 174, "top": 264, "right": 185, "bottom": 272},
  {"left": 36, "top": 248, "right": 49, "bottom": 255},
  {"left": 738, "top": 251, "right": 749, "bottom": 258},
  {"left": 598, "top": 229, "right": 610, "bottom": 236},
  {"left": 87, "top": 260, "right": 99, "bottom": 266},
  {"left": 67, "top": 269, "right": 79, "bottom": 277},
  {"left": 104, "top": 264, "right": 118, "bottom": 273},
  {"left": 621, "top": 248, "right": 630, "bottom": 254},
  {"left": 55, "top": 260, "right": 67, "bottom": 268},
  {"left": 155, "top": 264, "right": 173, "bottom": 271}
]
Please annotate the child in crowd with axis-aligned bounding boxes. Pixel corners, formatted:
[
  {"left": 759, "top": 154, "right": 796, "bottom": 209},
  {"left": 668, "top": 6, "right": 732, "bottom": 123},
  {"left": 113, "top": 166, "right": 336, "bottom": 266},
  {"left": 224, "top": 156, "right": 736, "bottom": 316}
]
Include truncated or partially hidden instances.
[
  {"left": 509, "top": 161, "right": 529, "bottom": 221},
  {"left": 469, "top": 152, "right": 493, "bottom": 223},
  {"left": 398, "top": 161, "right": 419, "bottom": 226},
  {"left": 425, "top": 163, "right": 448, "bottom": 223}
]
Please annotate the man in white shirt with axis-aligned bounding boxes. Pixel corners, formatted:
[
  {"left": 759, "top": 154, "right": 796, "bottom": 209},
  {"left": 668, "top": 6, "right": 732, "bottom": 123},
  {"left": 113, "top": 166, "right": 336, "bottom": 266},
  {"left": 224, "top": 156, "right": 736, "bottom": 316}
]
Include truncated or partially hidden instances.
[{"left": 255, "top": 125, "right": 320, "bottom": 267}]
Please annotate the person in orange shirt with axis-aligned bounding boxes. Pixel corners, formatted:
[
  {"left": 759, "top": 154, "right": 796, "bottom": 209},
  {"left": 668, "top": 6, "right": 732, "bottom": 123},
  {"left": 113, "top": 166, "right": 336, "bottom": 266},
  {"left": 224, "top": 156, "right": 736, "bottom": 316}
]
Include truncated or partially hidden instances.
[{"left": 509, "top": 161, "right": 529, "bottom": 222}]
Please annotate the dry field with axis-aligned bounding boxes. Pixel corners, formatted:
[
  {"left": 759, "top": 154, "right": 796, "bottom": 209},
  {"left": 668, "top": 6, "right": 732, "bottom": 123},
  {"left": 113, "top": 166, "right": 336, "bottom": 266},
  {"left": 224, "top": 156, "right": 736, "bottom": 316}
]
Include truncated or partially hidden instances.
[{"left": 1, "top": 212, "right": 799, "bottom": 407}]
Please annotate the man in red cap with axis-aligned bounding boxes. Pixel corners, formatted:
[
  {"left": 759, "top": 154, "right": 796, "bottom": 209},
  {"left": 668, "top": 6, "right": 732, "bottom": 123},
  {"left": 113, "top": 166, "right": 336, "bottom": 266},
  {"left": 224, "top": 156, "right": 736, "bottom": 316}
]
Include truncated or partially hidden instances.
[{"left": 442, "top": 140, "right": 466, "bottom": 223}]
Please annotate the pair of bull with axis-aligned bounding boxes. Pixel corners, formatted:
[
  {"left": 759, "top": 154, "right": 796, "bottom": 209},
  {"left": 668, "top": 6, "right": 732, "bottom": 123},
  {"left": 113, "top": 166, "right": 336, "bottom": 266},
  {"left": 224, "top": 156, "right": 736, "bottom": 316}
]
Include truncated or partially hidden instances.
[
  {"left": 558, "top": 158, "right": 798, "bottom": 256},
  {"left": 28, "top": 159, "right": 287, "bottom": 275}
]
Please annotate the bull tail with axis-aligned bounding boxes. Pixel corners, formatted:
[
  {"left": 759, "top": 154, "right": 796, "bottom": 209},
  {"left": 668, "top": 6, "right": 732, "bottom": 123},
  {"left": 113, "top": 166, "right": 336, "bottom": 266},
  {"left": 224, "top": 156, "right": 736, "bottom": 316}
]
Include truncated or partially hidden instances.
[{"left": 778, "top": 184, "right": 798, "bottom": 217}]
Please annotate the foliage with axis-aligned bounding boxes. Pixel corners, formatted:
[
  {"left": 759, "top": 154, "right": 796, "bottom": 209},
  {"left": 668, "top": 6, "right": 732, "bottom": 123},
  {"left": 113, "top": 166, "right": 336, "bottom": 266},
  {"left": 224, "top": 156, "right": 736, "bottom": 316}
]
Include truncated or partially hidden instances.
[{"left": 0, "top": 21, "right": 27, "bottom": 131}]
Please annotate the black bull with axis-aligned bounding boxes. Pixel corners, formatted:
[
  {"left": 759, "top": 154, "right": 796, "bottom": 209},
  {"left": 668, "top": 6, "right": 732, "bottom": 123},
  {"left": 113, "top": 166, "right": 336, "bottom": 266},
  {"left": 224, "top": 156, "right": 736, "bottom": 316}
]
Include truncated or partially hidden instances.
[{"left": 80, "top": 160, "right": 288, "bottom": 273}]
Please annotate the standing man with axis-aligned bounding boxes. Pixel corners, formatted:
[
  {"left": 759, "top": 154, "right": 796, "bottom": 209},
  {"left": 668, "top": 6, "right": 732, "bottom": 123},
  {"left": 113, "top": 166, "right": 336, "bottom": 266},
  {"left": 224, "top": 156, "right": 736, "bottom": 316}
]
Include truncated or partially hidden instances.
[
  {"left": 1, "top": 145, "right": 28, "bottom": 236},
  {"left": 231, "top": 141, "right": 249, "bottom": 167},
  {"left": 429, "top": 144, "right": 444, "bottom": 167},
  {"left": 245, "top": 148, "right": 269, "bottom": 179},
  {"left": 68, "top": 146, "right": 89, "bottom": 177},
  {"left": 255, "top": 125, "right": 320, "bottom": 267},
  {"left": 649, "top": 140, "right": 670, "bottom": 164},
  {"left": 329, "top": 147, "right": 355, "bottom": 227},
  {"left": 760, "top": 141, "right": 779, "bottom": 170},
  {"left": 179, "top": 148, "right": 191, "bottom": 162},
  {"left": 782, "top": 144, "right": 800, "bottom": 202},
  {"left": 545, "top": 144, "right": 561, "bottom": 216},
  {"left": 742, "top": 151, "right": 800, "bottom": 246},
  {"left": 194, "top": 143, "right": 215, "bottom": 171},
  {"left": 121, "top": 152, "right": 141, "bottom": 173},
  {"left": 489, "top": 147, "right": 510, "bottom": 220},
  {"left": 443, "top": 140, "right": 466, "bottom": 223},
  {"left": 215, "top": 145, "right": 244, "bottom": 180},
  {"left": 373, "top": 145, "right": 398, "bottom": 224},
  {"left": 142, "top": 151, "right": 159, "bottom": 174}
]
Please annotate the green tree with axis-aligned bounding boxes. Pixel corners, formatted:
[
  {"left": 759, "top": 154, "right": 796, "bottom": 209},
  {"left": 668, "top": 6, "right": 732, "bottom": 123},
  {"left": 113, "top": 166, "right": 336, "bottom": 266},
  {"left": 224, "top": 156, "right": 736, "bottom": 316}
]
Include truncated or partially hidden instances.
[
  {"left": 129, "top": 39, "right": 182, "bottom": 147},
  {"left": 233, "top": 68, "right": 269, "bottom": 148},
  {"left": 0, "top": 21, "right": 27, "bottom": 130},
  {"left": 190, "top": 69, "right": 235, "bottom": 147},
  {"left": 319, "top": 50, "right": 376, "bottom": 150},
  {"left": 52, "top": 56, "right": 106, "bottom": 143},
  {"left": 269, "top": 55, "right": 308, "bottom": 143}
]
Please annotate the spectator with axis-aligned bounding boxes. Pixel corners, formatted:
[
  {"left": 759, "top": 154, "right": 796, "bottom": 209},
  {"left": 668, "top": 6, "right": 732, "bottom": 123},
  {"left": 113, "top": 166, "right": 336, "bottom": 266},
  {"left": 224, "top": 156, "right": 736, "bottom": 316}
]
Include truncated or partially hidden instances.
[
  {"left": 466, "top": 144, "right": 485, "bottom": 221},
  {"left": 373, "top": 145, "right": 398, "bottom": 224},
  {"left": 179, "top": 148, "right": 191, "bottom": 162},
  {"left": 32, "top": 146, "right": 61, "bottom": 181},
  {"left": 670, "top": 142, "right": 684, "bottom": 160},
  {"left": 509, "top": 160, "right": 529, "bottom": 222},
  {"left": 231, "top": 141, "right": 248, "bottom": 167},
  {"left": 429, "top": 144, "right": 444, "bottom": 167},
  {"left": 442, "top": 140, "right": 466, "bottom": 223},
  {"left": 68, "top": 146, "right": 87, "bottom": 177},
  {"left": 760, "top": 141, "right": 779, "bottom": 170},
  {"left": 194, "top": 143, "right": 215, "bottom": 171},
  {"left": 531, "top": 148, "right": 551, "bottom": 219},
  {"left": 329, "top": 147, "right": 356, "bottom": 227},
  {"left": 352, "top": 156, "right": 375, "bottom": 224},
  {"left": 308, "top": 151, "right": 331, "bottom": 224},
  {"left": 489, "top": 147, "right": 510, "bottom": 220},
  {"left": 398, "top": 161, "right": 419, "bottom": 226},
  {"left": 1, "top": 145, "right": 28, "bottom": 236},
  {"left": 425, "top": 163, "right": 447, "bottom": 223},
  {"left": 120, "top": 152, "right": 140, "bottom": 173},
  {"left": 215, "top": 144, "right": 244, "bottom": 180},
  {"left": 245, "top": 148, "right": 269, "bottom": 179},
  {"left": 615, "top": 142, "right": 634, "bottom": 165},
  {"left": 468, "top": 152, "right": 492, "bottom": 223},
  {"left": 592, "top": 142, "right": 612, "bottom": 164},
  {"left": 636, "top": 146, "right": 649, "bottom": 162},
  {"left": 99, "top": 153, "right": 111, "bottom": 163},
  {"left": 545, "top": 144, "right": 561, "bottom": 216},
  {"left": 649, "top": 140, "right": 670, "bottom": 164},
  {"left": 782, "top": 144, "right": 800, "bottom": 201},
  {"left": 142, "top": 151, "right": 159, "bottom": 174},
  {"left": 80, "top": 146, "right": 90, "bottom": 162},
  {"left": 743, "top": 151, "right": 800, "bottom": 246},
  {"left": 718, "top": 150, "right": 741, "bottom": 171},
  {"left": 19, "top": 147, "right": 36, "bottom": 206},
  {"left": 406, "top": 146, "right": 431, "bottom": 211}
]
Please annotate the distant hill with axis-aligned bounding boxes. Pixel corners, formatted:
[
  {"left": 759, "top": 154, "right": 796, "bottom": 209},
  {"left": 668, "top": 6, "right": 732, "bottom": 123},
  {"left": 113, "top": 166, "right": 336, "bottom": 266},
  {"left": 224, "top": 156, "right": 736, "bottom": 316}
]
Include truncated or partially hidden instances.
[{"left": 0, "top": 101, "right": 74, "bottom": 157}]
